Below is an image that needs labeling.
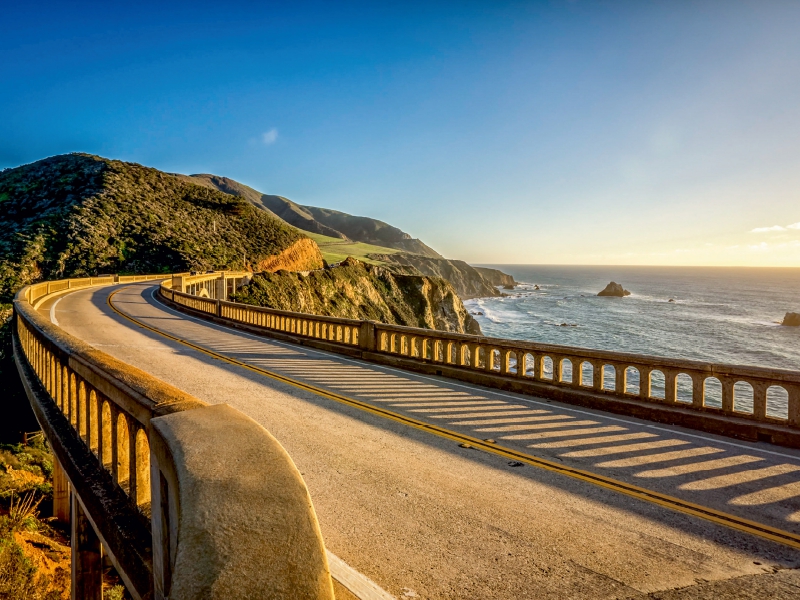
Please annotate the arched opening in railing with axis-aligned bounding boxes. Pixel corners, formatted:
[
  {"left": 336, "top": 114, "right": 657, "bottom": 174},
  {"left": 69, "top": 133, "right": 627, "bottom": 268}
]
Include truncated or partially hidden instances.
[
  {"left": 676, "top": 373, "right": 693, "bottom": 403},
  {"left": 101, "top": 401, "right": 113, "bottom": 470},
  {"left": 625, "top": 367, "right": 640, "bottom": 395},
  {"left": 135, "top": 429, "right": 151, "bottom": 512},
  {"left": 767, "top": 386, "right": 789, "bottom": 420},
  {"left": 76, "top": 373, "right": 87, "bottom": 438},
  {"left": 541, "top": 356, "right": 553, "bottom": 380},
  {"left": 88, "top": 389, "right": 99, "bottom": 453},
  {"left": 704, "top": 377, "right": 722, "bottom": 409},
  {"left": 580, "top": 361, "right": 593, "bottom": 387},
  {"left": 490, "top": 349, "right": 501, "bottom": 371},
  {"left": 518, "top": 352, "right": 529, "bottom": 376},
  {"left": 649, "top": 370, "right": 666, "bottom": 399},
  {"left": 116, "top": 414, "right": 130, "bottom": 493},
  {"left": 65, "top": 368, "right": 75, "bottom": 426},
  {"left": 561, "top": 359, "right": 573, "bottom": 384},
  {"left": 734, "top": 381, "right": 755, "bottom": 414},
  {"left": 602, "top": 365, "right": 616, "bottom": 391}
]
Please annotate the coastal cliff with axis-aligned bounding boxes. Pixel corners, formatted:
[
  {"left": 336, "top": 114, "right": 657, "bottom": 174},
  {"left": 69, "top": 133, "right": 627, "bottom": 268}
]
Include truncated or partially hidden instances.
[
  {"left": 231, "top": 257, "right": 481, "bottom": 334},
  {"left": 474, "top": 267, "right": 516, "bottom": 287},
  {"left": 257, "top": 238, "right": 324, "bottom": 272},
  {"left": 368, "top": 253, "right": 502, "bottom": 299}
]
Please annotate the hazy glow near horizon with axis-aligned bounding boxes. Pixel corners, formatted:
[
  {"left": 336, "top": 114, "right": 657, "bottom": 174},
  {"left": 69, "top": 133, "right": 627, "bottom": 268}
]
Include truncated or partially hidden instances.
[{"left": 2, "top": 1, "right": 799, "bottom": 267}]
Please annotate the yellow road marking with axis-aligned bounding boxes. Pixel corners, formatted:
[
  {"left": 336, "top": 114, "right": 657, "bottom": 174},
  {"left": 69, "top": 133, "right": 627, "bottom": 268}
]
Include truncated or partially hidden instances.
[{"left": 107, "top": 288, "right": 800, "bottom": 550}]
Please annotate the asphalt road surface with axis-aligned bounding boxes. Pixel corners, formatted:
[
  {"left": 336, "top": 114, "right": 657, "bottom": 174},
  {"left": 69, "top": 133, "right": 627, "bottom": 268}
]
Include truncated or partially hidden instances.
[{"left": 41, "top": 282, "right": 800, "bottom": 599}]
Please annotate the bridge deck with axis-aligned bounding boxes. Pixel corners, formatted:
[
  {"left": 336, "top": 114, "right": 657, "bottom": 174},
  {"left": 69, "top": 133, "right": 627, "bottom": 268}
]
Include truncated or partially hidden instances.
[{"left": 42, "top": 282, "right": 800, "bottom": 599}]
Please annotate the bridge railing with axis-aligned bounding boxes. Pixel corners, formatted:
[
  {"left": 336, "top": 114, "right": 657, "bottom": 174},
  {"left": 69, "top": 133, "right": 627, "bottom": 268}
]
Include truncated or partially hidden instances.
[
  {"left": 13, "top": 275, "right": 334, "bottom": 600},
  {"left": 162, "top": 277, "right": 800, "bottom": 445},
  {"left": 370, "top": 322, "right": 800, "bottom": 427}
]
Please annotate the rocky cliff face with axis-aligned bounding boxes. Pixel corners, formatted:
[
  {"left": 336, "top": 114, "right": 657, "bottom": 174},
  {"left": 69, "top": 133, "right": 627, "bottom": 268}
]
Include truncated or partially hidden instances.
[
  {"left": 368, "top": 253, "right": 502, "bottom": 299},
  {"left": 257, "top": 238, "right": 324, "bottom": 272},
  {"left": 231, "top": 257, "right": 481, "bottom": 335},
  {"left": 474, "top": 267, "right": 516, "bottom": 287}
]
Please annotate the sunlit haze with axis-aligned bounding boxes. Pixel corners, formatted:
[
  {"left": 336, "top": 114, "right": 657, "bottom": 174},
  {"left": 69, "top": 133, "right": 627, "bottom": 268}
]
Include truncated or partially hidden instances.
[{"left": 2, "top": 1, "right": 799, "bottom": 266}]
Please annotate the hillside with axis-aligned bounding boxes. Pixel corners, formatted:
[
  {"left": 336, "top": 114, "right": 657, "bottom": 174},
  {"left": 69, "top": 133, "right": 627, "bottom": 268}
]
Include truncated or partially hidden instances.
[
  {"left": 304, "top": 232, "right": 402, "bottom": 265},
  {"left": 368, "top": 253, "right": 504, "bottom": 299},
  {"left": 184, "top": 174, "right": 441, "bottom": 257},
  {"left": 0, "top": 154, "right": 323, "bottom": 302},
  {"left": 231, "top": 257, "right": 481, "bottom": 335}
]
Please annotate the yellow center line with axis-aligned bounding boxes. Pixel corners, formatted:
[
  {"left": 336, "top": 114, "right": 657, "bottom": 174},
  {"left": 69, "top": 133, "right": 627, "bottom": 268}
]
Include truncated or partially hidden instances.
[{"left": 107, "top": 288, "right": 800, "bottom": 550}]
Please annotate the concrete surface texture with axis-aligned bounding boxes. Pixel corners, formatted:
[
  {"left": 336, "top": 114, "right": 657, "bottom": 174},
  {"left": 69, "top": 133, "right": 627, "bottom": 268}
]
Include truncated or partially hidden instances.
[
  {"left": 43, "top": 282, "right": 800, "bottom": 599},
  {"left": 151, "top": 404, "right": 334, "bottom": 599}
]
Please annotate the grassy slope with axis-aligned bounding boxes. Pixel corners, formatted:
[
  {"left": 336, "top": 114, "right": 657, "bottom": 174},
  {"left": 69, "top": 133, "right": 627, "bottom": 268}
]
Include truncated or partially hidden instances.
[
  {"left": 304, "top": 232, "right": 401, "bottom": 265},
  {"left": 0, "top": 153, "right": 309, "bottom": 302}
]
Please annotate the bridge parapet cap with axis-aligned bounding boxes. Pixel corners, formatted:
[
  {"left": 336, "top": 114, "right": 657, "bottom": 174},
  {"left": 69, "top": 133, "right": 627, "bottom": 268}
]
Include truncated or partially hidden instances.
[{"left": 150, "top": 404, "right": 334, "bottom": 600}]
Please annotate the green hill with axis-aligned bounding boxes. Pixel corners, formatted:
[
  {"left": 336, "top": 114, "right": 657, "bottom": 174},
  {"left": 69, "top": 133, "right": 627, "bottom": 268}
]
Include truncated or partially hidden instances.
[
  {"left": 0, "top": 154, "right": 320, "bottom": 302},
  {"left": 303, "top": 232, "right": 402, "bottom": 265},
  {"left": 184, "top": 174, "right": 441, "bottom": 257}
]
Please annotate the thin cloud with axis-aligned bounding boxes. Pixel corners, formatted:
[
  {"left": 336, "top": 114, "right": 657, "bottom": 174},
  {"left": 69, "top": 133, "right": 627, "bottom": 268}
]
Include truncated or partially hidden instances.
[
  {"left": 788, "top": 222, "right": 800, "bottom": 230},
  {"left": 262, "top": 128, "right": 278, "bottom": 145},
  {"left": 750, "top": 225, "right": 785, "bottom": 233}
]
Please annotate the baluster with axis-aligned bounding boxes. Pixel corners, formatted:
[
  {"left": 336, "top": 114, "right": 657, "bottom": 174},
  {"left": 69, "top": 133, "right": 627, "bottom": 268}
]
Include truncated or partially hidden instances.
[
  {"left": 485, "top": 347, "right": 495, "bottom": 372},
  {"left": 592, "top": 361, "right": 603, "bottom": 391},
  {"left": 663, "top": 369, "right": 677, "bottom": 403},
  {"left": 500, "top": 350, "right": 511, "bottom": 375},
  {"left": 517, "top": 352, "right": 528, "bottom": 378},
  {"left": 552, "top": 356, "right": 563, "bottom": 383},
  {"left": 639, "top": 366, "right": 652, "bottom": 399},
  {"left": 572, "top": 358, "right": 583, "bottom": 388},
  {"left": 788, "top": 385, "right": 800, "bottom": 428},
  {"left": 614, "top": 364, "right": 626, "bottom": 394},
  {"left": 720, "top": 376, "right": 734, "bottom": 413},
  {"left": 691, "top": 374, "right": 705, "bottom": 408},
  {"left": 752, "top": 382, "right": 768, "bottom": 420}
]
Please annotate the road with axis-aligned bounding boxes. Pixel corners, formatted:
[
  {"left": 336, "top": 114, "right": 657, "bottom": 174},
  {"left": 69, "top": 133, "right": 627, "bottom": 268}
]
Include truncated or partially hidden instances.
[{"left": 42, "top": 282, "right": 800, "bottom": 599}]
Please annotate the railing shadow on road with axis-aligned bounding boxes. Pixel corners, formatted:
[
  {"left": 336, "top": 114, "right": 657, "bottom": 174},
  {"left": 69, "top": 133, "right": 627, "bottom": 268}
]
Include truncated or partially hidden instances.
[{"left": 95, "top": 282, "right": 800, "bottom": 565}]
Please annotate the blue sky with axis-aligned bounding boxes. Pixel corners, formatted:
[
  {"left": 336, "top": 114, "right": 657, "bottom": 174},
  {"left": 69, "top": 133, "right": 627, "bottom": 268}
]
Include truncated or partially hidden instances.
[{"left": 3, "top": 1, "right": 800, "bottom": 266}]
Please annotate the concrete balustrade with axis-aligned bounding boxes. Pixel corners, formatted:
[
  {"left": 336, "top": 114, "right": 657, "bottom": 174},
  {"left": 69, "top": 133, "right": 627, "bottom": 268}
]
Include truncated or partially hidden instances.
[
  {"left": 13, "top": 275, "right": 335, "bottom": 600},
  {"left": 165, "top": 274, "right": 800, "bottom": 448}
]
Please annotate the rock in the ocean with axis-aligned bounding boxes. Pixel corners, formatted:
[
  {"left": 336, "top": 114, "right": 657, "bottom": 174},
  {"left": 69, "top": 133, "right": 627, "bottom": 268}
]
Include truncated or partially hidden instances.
[
  {"left": 597, "top": 282, "right": 631, "bottom": 297},
  {"left": 668, "top": 298, "right": 675, "bottom": 303},
  {"left": 534, "top": 285, "right": 540, "bottom": 290},
  {"left": 782, "top": 312, "right": 800, "bottom": 326},
  {"left": 502, "top": 284, "right": 514, "bottom": 290}
]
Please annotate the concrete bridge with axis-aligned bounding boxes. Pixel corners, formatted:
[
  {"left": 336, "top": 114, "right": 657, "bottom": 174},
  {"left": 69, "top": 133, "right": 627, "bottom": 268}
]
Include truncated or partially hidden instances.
[{"left": 13, "top": 272, "right": 800, "bottom": 599}]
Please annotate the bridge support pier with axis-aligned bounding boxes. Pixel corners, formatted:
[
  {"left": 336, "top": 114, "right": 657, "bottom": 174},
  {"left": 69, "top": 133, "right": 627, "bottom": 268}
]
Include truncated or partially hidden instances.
[
  {"left": 71, "top": 495, "right": 103, "bottom": 600},
  {"left": 52, "top": 457, "right": 70, "bottom": 523}
]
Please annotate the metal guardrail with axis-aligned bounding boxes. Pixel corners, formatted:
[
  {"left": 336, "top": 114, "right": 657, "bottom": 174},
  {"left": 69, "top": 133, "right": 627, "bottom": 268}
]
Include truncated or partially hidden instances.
[
  {"left": 13, "top": 275, "right": 334, "bottom": 600},
  {"left": 162, "top": 278, "right": 800, "bottom": 443}
]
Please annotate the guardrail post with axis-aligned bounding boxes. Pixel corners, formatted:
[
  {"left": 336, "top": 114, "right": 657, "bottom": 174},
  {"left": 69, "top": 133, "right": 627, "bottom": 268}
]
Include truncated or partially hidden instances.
[
  {"left": 359, "top": 321, "right": 376, "bottom": 352},
  {"left": 71, "top": 495, "right": 103, "bottom": 600}
]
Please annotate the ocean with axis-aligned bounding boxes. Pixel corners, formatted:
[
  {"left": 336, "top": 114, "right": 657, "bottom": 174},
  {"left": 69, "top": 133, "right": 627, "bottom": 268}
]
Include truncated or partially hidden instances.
[{"left": 466, "top": 266, "right": 800, "bottom": 416}]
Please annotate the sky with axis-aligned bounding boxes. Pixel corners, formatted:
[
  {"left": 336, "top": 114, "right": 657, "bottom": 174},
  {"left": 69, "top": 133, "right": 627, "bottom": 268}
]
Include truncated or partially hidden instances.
[{"left": 2, "top": 1, "right": 799, "bottom": 266}]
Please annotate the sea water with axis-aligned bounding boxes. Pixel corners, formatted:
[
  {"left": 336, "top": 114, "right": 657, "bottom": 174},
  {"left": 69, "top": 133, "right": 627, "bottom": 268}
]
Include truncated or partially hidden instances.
[{"left": 466, "top": 266, "right": 800, "bottom": 416}]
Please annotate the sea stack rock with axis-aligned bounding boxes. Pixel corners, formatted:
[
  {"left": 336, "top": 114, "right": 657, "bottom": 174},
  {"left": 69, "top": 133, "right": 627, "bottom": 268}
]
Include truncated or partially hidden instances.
[
  {"left": 782, "top": 312, "right": 800, "bottom": 326},
  {"left": 597, "top": 282, "right": 631, "bottom": 297}
]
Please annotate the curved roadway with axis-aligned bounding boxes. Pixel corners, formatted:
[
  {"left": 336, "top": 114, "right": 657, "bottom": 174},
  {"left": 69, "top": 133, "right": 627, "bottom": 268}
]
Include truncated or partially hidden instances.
[{"left": 42, "top": 282, "right": 800, "bottom": 599}]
